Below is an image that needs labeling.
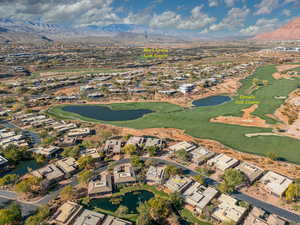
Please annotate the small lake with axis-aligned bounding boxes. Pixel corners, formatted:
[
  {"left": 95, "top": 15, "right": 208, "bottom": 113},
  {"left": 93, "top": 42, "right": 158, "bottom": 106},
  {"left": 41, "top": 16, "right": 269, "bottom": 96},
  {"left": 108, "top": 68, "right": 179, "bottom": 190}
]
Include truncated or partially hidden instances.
[
  {"left": 192, "top": 95, "right": 231, "bottom": 107},
  {"left": 88, "top": 190, "right": 154, "bottom": 214},
  {"left": 0, "top": 160, "right": 44, "bottom": 178},
  {"left": 62, "top": 105, "right": 153, "bottom": 121}
]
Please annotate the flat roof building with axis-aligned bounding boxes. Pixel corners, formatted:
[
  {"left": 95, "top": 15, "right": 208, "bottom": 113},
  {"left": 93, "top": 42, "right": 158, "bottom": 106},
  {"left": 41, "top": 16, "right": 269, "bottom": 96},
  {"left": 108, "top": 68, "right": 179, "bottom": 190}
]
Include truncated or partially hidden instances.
[
  {"left": 126, "top": 136, "right": 145, "bottom": 147},
  {"left": 169, "top": 141, "right": 197, "bottom": 152},
  {"left": 259, "top": 171, "right": 293, "bottom": 197},
  {"left": 31, "top": 164, "right": 65, "bottom": 185},
  {"left": 50, "top": 201, "right": 83, "bottom": 225},
  {"left": 243, "top": 207, "right": 288, "bottom": 225},
  {"left": 102, "top": 215, "right": 132, "bottom": 225},
  {"left": 113, "top": 163, "right": 136, "bottom": 185},
  {"left": 73, "top": 209, "right": 106, "bottom": 225},
  {"left": 190, "top": 147, "right": 215, "bottom": 165},
  {"left": 0, "top": 155, "right": 8, "bottom": 167},
  {"left": 183, "top": 182, "right": 218, "bottom": 212},
  {"left": 103, "top": 139, "right": 123, "bottom": 154},
  {"left": 164, "top": 175, "right": 193, "bottom": 193},
  {"left": 236, "top": 162, "right": 264, "bottom": 184},
  {"left": 88, "top": 172, "right": 113, "bottom": 197},
  {"left": 55, "top": 157, "right": 78, "bottom": 175},
  {"left": 212, "top": 194, "right": 247, "bottom": 224},
  {"left": 207, "top": 154, "right": 239, "bottom": 171},
  {"left": 146, "top": 166, "right": 166, "bottom": 184}
]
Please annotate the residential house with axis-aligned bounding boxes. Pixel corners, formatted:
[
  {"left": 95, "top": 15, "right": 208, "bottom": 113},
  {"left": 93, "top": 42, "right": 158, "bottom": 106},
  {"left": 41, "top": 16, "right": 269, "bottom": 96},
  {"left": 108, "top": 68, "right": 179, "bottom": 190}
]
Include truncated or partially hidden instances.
[
  {"left": 169, "top": 141, "right": 197, "bottom": 153},
  {"left": 178, "top": 83, "right": 195, "bottom": 94},
  {"left": 146, "top": 165, "right": 166, "bottom": 184},
  {"left": 102, "top": 215, "right": 132, "bottom": 225},
  {"left": 113, "top": 163, "right": 136, "bottom": 185},
  {"left": 164, "top": 175, "right": 193, "bottom": 193},
  {"left": 190, "top": 147, "right": 215, "bottom": 165},
  {"left": 103, "top": 139, "right": 123, "bottom": 155},
  {"left": 183, "top": 182, "right": 218, "bottom": 213},
  {"left": 144, "top": 137, "right": 164, "bottom": 149},
  {"left": 49, "top": 201, "right": 83, "bottom": 225},
  {"left": 67, "top": 128, "right": 91, "bottom": 138},
  {"left": 212, "top": 194, "right": 247, "bottom": 224},
  {"left": 236, "top": 162, "right": 264, "bottom": 184},
  {"left": 0, "top": 155, "right": 8, "bottom": 167},
  {"left": 126, "top": 136, "right": 145, "bottom": 147},
  {"left": 80, "top": 148, "right": 101, "bottom": 159},
  {"left": 243, "top": 207, "right": 288, "bottom": 225},
  {"left": 55, "top": 157, "right": 78, "bottom": 177},
  {"left": 31, "top": 146, "right": 61, "bottom": 159},
  {"left": 31, "top": 164, "right": 65, "bottom": 187},
  {"left": 259, "top": 171, "right": 293, "bottom": 198},
  {"left": 88, "top": 172, "right": 113, "bottom": 197},
  {"left": 73, "top": 209, "right": 106, "bottom": 225},
  {"left": 207, "top": 154, "right": 239, "bottom": 171}
]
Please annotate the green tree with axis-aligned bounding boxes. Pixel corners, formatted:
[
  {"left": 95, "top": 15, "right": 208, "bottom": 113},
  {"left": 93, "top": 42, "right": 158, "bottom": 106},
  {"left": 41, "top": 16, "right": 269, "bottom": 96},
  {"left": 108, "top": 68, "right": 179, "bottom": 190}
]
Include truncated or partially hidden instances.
[
  {"left": 60, "top": 185, "right": 74, "bottom": 201},
  {"left": 145, "top": 146, "right": 158, "bottom": 157},
  {"left": 42, "top": 136, "right": 56, "bottom": 146},
  {"left": 165, "top": 165, "right": 181, "bottom": 179},
  {"left": 77, "top": 155, "right": 94, "bottom": 169},
  {"left": 0, "top": 174, "right": 19, "bottom": 186},
  {"left": 77, "top": 170, "right": 92, "bottom": 186},
  {"left": 4, "top": 145, "right": 28, "bottom": 162},
  {"left": 219, "top": 169, "right": 245, "bottom": 193},
  {"left": 25, "top": 205, "right": 50, "bottom": 225},
  {"left": 115, "top": 205, "right": 129, "bottom": 217},
  {"left": 0, "top": 202, "right": 22, "bottom": 225},
  {"left": 15, "top": 176, "right": 41, "bottom": 195},
  {"left": 62, "top": 146, "right": 80, "bottom": 158},
  {"left": 147, "top": 197, "right": 171, "bottom": 220},
  {"left": 123, "top": 144, "right": 137, "bottom": 155},
  {"left": 193, "top": 174, "right": 205, "bottom": 185},
  {"left": 130, "top": 155, "right": 144, "bottom": 169},
  {"left": 169, "top": 192, "right": 184, "bottom": 209},
  {"left": 266, "top": 152, "right": 278, "bottom": 161},
  {"left": 136, "top": 202, "right": 154, "bottom": 225},
  {"left": 34, "top": 154, "right": 46, "bottom": 164},
  {"left": 286, "top": 183, "right": 300, "bottom": 202},
  {"left": 175, "top": 149, "right": 189, "bottom": 161}
]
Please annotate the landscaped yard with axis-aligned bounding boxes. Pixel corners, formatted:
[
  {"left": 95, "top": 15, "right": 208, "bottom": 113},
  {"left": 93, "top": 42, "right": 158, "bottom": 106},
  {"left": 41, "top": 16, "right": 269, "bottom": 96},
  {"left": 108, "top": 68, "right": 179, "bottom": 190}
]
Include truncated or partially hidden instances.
[{"left": 48, "top": 65, "right": 300, "bottom": 164}]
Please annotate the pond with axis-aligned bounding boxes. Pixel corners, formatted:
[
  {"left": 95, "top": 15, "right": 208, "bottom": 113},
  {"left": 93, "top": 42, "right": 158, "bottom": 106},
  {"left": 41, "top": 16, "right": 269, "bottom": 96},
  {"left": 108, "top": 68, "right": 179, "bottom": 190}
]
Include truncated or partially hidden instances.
[
  {"left": 62, "top": 105, "right": 153, "bottom": 121},
  {"left": 192, "top": 95, "right": 231, "bottom": 107},
  {"left": 0, "top": 160, "right": 44, "bottom": 178},
  {"left": 88, "top": 190, "right": 154, "bottom": 214}
]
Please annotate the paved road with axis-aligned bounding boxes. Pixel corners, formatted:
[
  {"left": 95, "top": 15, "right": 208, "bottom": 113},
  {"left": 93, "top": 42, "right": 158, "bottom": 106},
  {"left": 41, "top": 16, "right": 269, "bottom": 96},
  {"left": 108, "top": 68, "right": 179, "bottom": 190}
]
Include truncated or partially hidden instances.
[{"left": 0, "top": 157, "right": 299, "bottom": 223}]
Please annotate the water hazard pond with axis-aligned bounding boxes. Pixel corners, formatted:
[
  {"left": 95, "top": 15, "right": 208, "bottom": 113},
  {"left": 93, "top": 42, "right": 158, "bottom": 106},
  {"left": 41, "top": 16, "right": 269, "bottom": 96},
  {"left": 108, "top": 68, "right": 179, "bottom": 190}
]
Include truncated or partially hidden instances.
[
  {"left": 192, "top": 95, "right": 231, "bottom": 107},
  {"left": 62, "top": 105, "right": 153, "bottom": 121},
  {"left": 88, "top": 190, "right": 154, "bottom": 214}
]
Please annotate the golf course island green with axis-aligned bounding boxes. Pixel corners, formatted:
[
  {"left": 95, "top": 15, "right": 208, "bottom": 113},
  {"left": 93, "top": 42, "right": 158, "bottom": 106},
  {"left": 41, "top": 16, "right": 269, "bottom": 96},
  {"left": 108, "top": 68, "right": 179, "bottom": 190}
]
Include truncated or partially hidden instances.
[{"left": 48, "top": 65, "right": 300, "bottom": 164}]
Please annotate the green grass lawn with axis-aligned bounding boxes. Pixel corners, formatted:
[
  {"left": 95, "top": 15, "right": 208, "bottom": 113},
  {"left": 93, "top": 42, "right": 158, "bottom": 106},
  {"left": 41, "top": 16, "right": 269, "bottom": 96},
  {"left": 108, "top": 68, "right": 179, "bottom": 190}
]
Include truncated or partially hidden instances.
[{"left": 48, "top": 65, "right": 300, "bottom": 164}]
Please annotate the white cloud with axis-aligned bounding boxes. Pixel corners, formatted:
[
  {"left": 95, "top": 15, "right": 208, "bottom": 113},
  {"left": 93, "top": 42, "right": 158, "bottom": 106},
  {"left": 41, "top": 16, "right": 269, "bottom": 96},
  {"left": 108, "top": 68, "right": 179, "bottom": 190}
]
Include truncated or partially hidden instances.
[
  {"left": 149, "top": 5, "right": 215, "bottom": 30},
  {"left": 209, "top": 7, "right": 250, "bottom": 31},
  {"left": 224, "top": 0, "right": 235, "bottom": 7},
  {"left": 254, "top": 0, "right": 280, "bottom": 15},
  {"left": 282, "top": 9, "right": 291, "bottom": 16},
  {"left": 208, "top": 0, "right": 219, "bottom": 7},
  {"left": 240, "top": 18, "right": 280, "bottom": 35}
]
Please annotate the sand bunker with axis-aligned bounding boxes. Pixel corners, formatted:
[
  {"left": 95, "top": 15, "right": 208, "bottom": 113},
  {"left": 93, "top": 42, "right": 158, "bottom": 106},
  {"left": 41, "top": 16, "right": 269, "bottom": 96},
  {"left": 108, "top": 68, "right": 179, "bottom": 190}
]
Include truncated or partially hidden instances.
[{"left": 210, "top": 104, "right": 271, "bottom": 128}]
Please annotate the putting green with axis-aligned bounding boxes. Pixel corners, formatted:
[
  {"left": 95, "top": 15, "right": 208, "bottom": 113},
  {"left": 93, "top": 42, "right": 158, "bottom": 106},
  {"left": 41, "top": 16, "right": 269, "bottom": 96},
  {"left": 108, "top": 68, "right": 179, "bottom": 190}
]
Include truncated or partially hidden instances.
[{"left": 48, "top": 65, "right": 300, "bottom": 164}]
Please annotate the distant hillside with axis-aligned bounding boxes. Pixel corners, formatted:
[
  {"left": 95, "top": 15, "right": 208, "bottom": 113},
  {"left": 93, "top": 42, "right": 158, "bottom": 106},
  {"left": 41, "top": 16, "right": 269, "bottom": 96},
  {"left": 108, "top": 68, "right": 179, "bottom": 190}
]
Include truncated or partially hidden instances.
[{"left": 254, "top": 17, "right": 300, "bottom": 40}]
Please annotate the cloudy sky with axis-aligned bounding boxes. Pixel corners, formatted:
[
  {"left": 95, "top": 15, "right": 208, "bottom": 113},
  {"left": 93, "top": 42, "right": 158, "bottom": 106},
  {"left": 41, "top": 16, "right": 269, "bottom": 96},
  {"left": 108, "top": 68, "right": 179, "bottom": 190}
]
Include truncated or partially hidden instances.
[{"left": 0, "top": 0, "right": 299, "bottom": 36}]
